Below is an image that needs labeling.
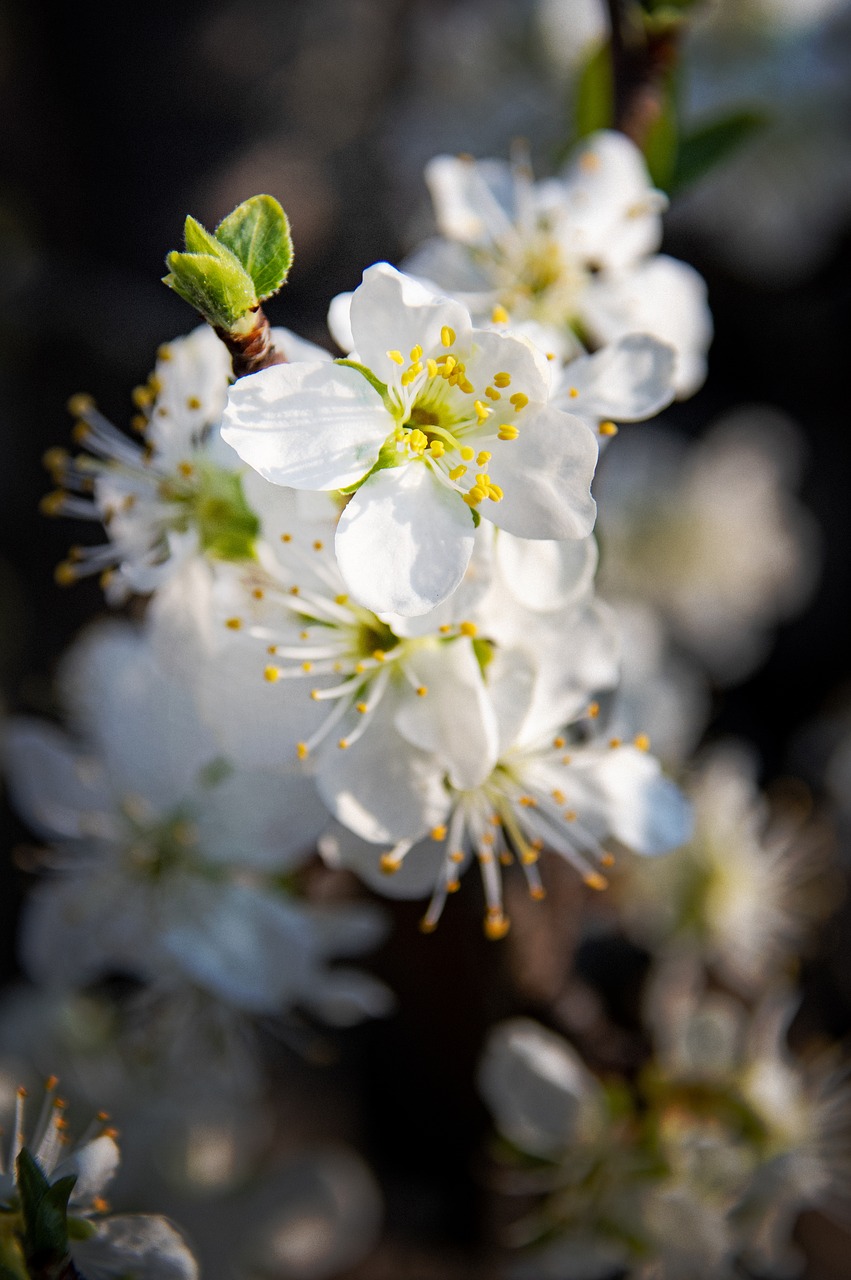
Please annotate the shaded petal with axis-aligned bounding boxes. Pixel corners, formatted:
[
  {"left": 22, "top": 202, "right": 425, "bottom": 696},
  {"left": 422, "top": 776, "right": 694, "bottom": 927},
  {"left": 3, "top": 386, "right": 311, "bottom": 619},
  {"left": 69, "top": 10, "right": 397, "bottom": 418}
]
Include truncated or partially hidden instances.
[
  {"left": 559, "top": 130, "right": 666, "bottom": 270},
  {"left": 553, "top": 334, "right": 676, "bottom": 421},
  {"left": 321, "top": 822, "right": 465, "bottom": 901},
  {"left": 348, "top": 262, "right": 472, "bottom": 376},
  {"left": 335, "top": 463, "right": 475, "bottom": 616},
  {"left": 2, "top": 719, "right": 111, "bottom": 841},
  {"left": 424, "top": 155, "right": 517, "bottom": 246},
  {"left": 393, "top": 637, "right": 499, "bottom": 789},
  {"left": 71, "top": 1215, "right": 198, "bottom": 1280},
  {"left": 198, "top": 769, "right": 327, "bottom": 870},
  {"left": 222, "top": 362, "right": 389, "bottom": 489},
  {"left": 485, "top": 407, "right": 598, "bottom": 540},
  {"left": 494, "top": 530, "right": 598, "bottom": 612},
  {"left": 55, "top": 1135, "right": 120, "bottom": 1206}
]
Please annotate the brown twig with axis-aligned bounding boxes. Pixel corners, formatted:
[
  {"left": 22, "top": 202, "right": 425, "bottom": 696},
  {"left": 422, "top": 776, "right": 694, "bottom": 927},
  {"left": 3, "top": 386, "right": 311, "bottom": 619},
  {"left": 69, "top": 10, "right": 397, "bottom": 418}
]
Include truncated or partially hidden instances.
[
  {"left": 214, "top": 306, "right": 286, "bottom": 379},
  {"left": 605, "top": 0, "right": 680, "bottom": 150}
]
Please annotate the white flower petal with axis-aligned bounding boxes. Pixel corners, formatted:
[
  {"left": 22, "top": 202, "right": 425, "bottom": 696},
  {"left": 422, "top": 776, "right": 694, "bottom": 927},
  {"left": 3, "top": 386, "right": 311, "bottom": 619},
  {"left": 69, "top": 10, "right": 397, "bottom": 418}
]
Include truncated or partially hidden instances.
[
  {"left": 393, "top": 637, "right": 499, "bottom": 790},
  {"left": 494, "top": 530, "right": 598, "bottom": 613},
  {"left": 424, "top": 155, "right": 517, "bottom": 246},
  {"left": 222, "top": 362, "right": 389, "bottom": 489},
  {"left": 559, "top": 130, "right": 666, "bottom": 271},
  {"left": 335, "top": 463, "right": 475, "bottom": 616},
  {"left": 316, "top": 700, "right": 449, "bottom": 844},
  {"left": 554, "top": 334, "right": 676, "bottom": 421},
  {"left": 71, "top": 1215, "right": 198, "bottom": 1280},
  {"left": 2, "top": 720, "right": 111, "bottom": 841},
  {"left": 478, "top": 1018, "right": 604, "bottom": 1158},
  {"left": 320, "top": 822, "right": 456, "bottom": 900},
  {"left": 326, "top": 291, "right": 355, "bottom": 354},
  {"left": 348, "top": 262, "right": 472, "bottom": 376},
  {"left": 55, "top": 1135, "right": 120, "bottom": 1206},
  {"left": 485, "top": 407, "right": 598, "bottom": 540}
]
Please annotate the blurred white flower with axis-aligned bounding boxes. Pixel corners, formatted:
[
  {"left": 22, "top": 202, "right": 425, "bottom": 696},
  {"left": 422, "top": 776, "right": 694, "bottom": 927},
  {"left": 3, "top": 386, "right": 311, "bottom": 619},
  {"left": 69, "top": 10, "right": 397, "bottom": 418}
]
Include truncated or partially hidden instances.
[
  {"left": 595, "top": 407, "right": 820, "bottom": 684},
  {"left": 618, "top": 743, "right": 830, "bottom": 993},
  {"left": 404, "top": 132, "right": 711, "bottom": 395}
]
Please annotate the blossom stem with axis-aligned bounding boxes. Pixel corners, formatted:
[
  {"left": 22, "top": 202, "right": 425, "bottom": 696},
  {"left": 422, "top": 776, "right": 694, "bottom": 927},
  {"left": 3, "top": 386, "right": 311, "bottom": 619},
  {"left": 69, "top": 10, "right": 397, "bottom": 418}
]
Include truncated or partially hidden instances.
[
  {"left": 604, "top": 0, "right": 680, "bottom": 150},
  {"left": 214, "top": 306, "right": 286, "bottom": 379}
]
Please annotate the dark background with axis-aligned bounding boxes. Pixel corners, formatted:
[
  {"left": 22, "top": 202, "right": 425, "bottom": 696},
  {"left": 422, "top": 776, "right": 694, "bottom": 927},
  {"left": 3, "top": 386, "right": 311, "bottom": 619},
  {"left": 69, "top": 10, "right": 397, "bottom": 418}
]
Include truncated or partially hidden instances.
[{"left": 2, "top": 2, "right": 851, "bottom": 1274}]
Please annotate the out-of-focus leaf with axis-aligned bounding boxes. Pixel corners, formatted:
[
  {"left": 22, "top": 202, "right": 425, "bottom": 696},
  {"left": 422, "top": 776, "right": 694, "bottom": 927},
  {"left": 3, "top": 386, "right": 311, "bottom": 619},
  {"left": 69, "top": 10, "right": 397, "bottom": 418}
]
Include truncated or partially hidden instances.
[
  {"left": 575, "top": 41, "right": 614, "bottom": 138},
  {"left": 17, "top": 1150, "right": 76, "bottom": 1266},
  {"left": 215, "top": 196, "right": 293, "bottom": 300},
  {"left": 671, "top": 110, "right": 767, "bottom": 192},
  {"left": 643, "top": 86, "right": 678, "bottom": 190}
]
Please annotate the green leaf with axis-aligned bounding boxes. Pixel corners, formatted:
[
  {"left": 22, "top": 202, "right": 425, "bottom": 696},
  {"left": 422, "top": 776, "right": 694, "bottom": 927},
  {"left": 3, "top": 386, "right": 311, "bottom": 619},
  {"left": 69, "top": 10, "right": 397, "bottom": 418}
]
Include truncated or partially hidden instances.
[
  {"left": 16, "top": 1150, "right": 75, "bottom": 1266},
  {"left": 671, "top": 110, "right": 766, "bottom": 193},
  {"left": 164, "top": 251, "right": 258, "bottom": 330},
  {"left": 575, "top": 41, "right": 614, "bottom": 138},
  {"left": 183, "top": 215, "right": 238, "bottom": 266},
  {"left": 215, "top": 196, "right": 293, "bottom": 300},
  {"left": 642, "top": 88, "right": 678, "bottom": 190}
]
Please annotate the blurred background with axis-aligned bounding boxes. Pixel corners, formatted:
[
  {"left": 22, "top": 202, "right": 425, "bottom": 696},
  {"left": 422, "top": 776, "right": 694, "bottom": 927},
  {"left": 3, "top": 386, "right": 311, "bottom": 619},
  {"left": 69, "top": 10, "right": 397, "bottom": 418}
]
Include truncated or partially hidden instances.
[{"left": 2, "top": 1, "right": 851, "bottom": 1275}]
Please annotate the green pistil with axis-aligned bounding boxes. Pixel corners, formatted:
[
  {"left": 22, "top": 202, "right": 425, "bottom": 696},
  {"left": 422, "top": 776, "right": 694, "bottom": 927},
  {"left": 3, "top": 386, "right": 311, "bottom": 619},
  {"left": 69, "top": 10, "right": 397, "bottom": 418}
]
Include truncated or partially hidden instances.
[{"left": 160, "top": 463, "right": 260, "bottom": 561}]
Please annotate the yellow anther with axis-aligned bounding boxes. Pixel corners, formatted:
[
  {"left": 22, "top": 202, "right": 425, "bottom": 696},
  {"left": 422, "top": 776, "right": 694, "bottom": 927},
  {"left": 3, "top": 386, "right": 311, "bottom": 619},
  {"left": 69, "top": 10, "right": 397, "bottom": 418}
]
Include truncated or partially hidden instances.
[
  {"left": 131, "top": 384, "right": 153, "bottom": 409},
  {"left": 569, "top": 387, "right": 579, "bottom": 398},
  {"left": 252, "top": 588, "right": 265, "bottom": 600},
  {"left": 419, "top": 917, "right": 438, "bottom": 934},
  {"left": 264, "top": 666, "right": 282, "bottom": 683},
  {"left": 400, "top": 370, "right": 415, "bottom": 386},
  {"left": 380, "top": 853, "right": 401, "bottom": 874},
  {"left": 40, "top": 491, "right": 66, "bottom": 516},
  {"left": 416, "top": 685, "right": 428, "bottom": 697},
  {"left": 487, "top": 484, "right": 503, "bottom": 502},
  {"left": 409, "top": 344, "right": 423, "bottom": 361},
  {"left": 157, "top": 344, "right": 172, "bottom": 361},
  {"left": 290, "top": 586, "right": 300, "bottom": 595},
  {"left": 313, "top": 540, "right": 324, "bottom": 551},
  {"left": 428, "top": 440, "right": 445, "bottom": 458},
  {"left": 551, "top": 789, "right": 566, "bottom": 804},
  {"left": 225, "top": 617, "right": 242, "bottom": 630},
  {"left": 476, "top": 450, "right": 491, "bottom": 465},
  {"left": 459, "top": 621, "right": 477, "bottom": 637},
  {"left": 464, "top": 488, "right": 485, "bottom": 507},
  {"left": 439, "top": 624, "right": 452, "bottom": 634},
  {"left": 478, "top": 850, "right": 493, "bottom": 864},
  {"left": 474, "top": 400, "right": 491, "bottom": 422},
  {"left": 442, "top": 355, "right": 457, "bottom": 376},
  {"left": 553, "top": 736, "right": 566, "bottom": 748},
  {"left": 338, "top": 738, "right": 350, "bottom": 750},
  {"left": 497, "top": 424, "right": 519, "bottom": 441},
  {"left": 493, "top": 371, "right": 511, "bottom": 388},
  {"left": 580, "top": 150, "right": 601, "bottom": 172},
  {"left": 43, "top": 447, "right": 69, "bottom": 471},
  {"left": 481, "top": 832, "right": 494, "bottom": 847},
  {"left": 301, "top": 661, "right": 313, "bottom": 673},
  {"left": 491, "top": 304, "right": 509, "bottom": 324},
  {"left": 186, "top": 395, "right": 202, "bottom": 411},
  {"left": 475, "top": 472, "right": 490, "bottom": 487},
  {"left": 587, "top": 701, "right": 600, "bottom": 719},
  {"left": 532, "top": 838, "right": 544, "bottom": 851},
  {"left": 509, "top": 392, "right": 529, "bottom": 410},
  {"left": 584, "top": 872, "right": 608, "bottom": 891},
  {"left": 459, "top": 378, "right": 475, "bottom": 394},
  {"left": 408, "top": 429, "right": 428, "bottom": 454},
  {"left": 634, "top": 733, "right": 651, "bottom": 752},
  {"left": 386, "top": 349, "right": 404, "bottom": 365},
  {"left": 335, "top": 593, "right": 349, "bottom": 604},
  {"left": 355, "top": 662, "right": 366, "bottom": 674},
  {"left": 601, "top": 852, "right": 616, "bottom": 868},
  {"left": 484, "top": 910, "right": 510, "bottom": 941},
  {"left": 564, "top": 810, "right": 577, "bottom": 822},
  {"left": 519, "top": 796, "right": 537, "bottom": 808},
  {"left": 177, "top": 461, "right": 194, "bottom": 477},
  {"left": 529, "top": 885, "right": 547, "bottom": 901},
  {"left": 448, "top": 465, "right": 467, "bottom": 481},
  {"left": 431, "top": 825, "right": 447, "bottom": 841},
  {"left": 447, "top": 879, "right": 461, "bottom": 893},
  {"left": 355, "top": 701, "right": 368, "bottom": 714},
  {"left": 561, "top": 755, "right": 573, "bottom": 765},
  {"left": 499, "top": 851, "right": 513, "bottom": 866},
  {"left": 599, "top": 421, "right": 618, "bottom": 437},
  {"left": 449, "top": 850, "right": 464, "bottom": 863},
  {"left": 71, "top": 421, "right": 90, "bottom": 444},
  {"left": 460, "top": 445, "right": 475, "bottom": 461},
  {"left": 609, "top": 737, "right": 622, "bottom": 749},
  {"left": 485, "top": 386, "right": 501, "bottom": 401},
  {"left": 310, "top": 689, "right": 321, "bottom": 700},
  {"left": 372, "top": 649, "right": 386, "bottom": 662},
  {"left": 280, "top": 533, "right": 292, "bottom": 542},
  {"left": 91, "top": 1196, "right": 110, "bottom": 1215},
  {"left": 267, "top": 645, "right": 278, "bottom": 655},
  {"left": 297, "top": 742, "right": 309, "bottom": 759},
  {"left": 441, "top": 326, "right": 456, "bottom": 347},
  {"left": 426, "top": 358, "right": 439, "bottom": 377},
  {"left": 99, "top": 570, "right": 116, "bottom": 590}
]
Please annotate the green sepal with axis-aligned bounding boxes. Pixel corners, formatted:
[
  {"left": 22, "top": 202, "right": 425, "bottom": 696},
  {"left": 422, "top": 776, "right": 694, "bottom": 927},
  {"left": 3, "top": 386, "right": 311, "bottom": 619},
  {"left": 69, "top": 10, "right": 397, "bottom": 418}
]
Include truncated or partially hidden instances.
[
  {"left": 215, "top": 196, "right": 294, "bottom": 300},
  {"left": 16, "top": 1150, "right": 75, "bottom": 1267},
  {"left": 470, "top": 507, "right": 481, "bottom": 528},
  {"left": 163, "top": 250, "right": 258, "bottom": 332},
  {"left": 193, "top": 466, "right": 261, "bottom": 561},
  {"left": 334, "top": 359, "right": 389, "bottom": 401},
  {"left": 65, "top": 1217, "right": 96, "bottom": 1242},
  {"left": 670, "top": 110, "right": 767, "bottom": 193},
  {"left": 575, "top": 41, "right": 614, "bottom": 138}
]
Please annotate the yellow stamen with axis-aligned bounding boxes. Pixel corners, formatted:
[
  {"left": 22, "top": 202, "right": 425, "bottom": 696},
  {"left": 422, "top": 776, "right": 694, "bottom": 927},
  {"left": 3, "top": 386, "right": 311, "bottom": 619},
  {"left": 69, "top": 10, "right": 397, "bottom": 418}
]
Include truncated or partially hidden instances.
[
  {"left": 584, "top": 872, "right": 608, "bottom": 891},
  {"left": 296, "top": 742, "right": 309, "bottom": 759},
  {"left": 431, "top": 825, "right": 447, "bottom": 841},
  {"left": 380, "top": 854, "right": 401, "bottom": 874},
  {"left": 225, "top": 617, "right": 242, "bottom": 630},
  {"left": 493, "top": 371, "right": 511, "bottom": 388},
  {"left": 484, "top": 910, "right": 510, "bottom": 940},
  {"left": 416, "top": 685, "right": 428, "bottom": 697},
  {"left": 634, "top": 733, "right": 651, "bottom": 752},
  {"left": 599, "top": 421, "right": 618, "bottom": 437},
  {"left": 476, "top": 450, "right": 491, "bottom": 465},
  {"left": 264, "top": 666, "right": 282, "bottom": 683},
  {"left": 459, "top": 621, "right": 477, "bottom": 637},
  {"left": 441, "top": 326, "right": 456, "bottom": 347},
  {"left": 509, "top": 392, "right": 529, "bottom": 410},
  {"left": 497, "top": 424, "right": 518, "bottom": 441},
  {"left": 491, "top": 305, "right": 509, "bottom": 324},
  {"left": 386, "top": 350, "right": 404, "bottom": 365},
  {"left": 409, "top": 344, "right": 423, "bottom": 362},
  {"left": 485, "top": 386, "right": 501, "bottom": 401}
]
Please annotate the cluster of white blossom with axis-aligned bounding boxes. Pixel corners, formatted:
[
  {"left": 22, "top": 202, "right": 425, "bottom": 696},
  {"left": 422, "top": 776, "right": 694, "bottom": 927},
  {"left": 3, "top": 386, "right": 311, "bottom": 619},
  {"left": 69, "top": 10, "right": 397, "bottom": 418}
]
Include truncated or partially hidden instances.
[{"left": 3, "top": 112, "right": 844, "bottom": 1280}]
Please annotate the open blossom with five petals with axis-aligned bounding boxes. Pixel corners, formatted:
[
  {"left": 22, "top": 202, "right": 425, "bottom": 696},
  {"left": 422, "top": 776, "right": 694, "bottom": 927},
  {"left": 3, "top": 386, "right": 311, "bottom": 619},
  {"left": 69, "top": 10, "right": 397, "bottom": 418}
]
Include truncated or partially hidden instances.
[
  {"left": 320, "top": 638, "right": 691, "bottom": 938},
  {"left": 403, "top": 130, "right": 712, "bottom": 396},
  {"left": 221, "top": 263, "right": 599, "bottom": 616},
  {"left": 42, "top": 325, "right": 329, "bottom": 602}
]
